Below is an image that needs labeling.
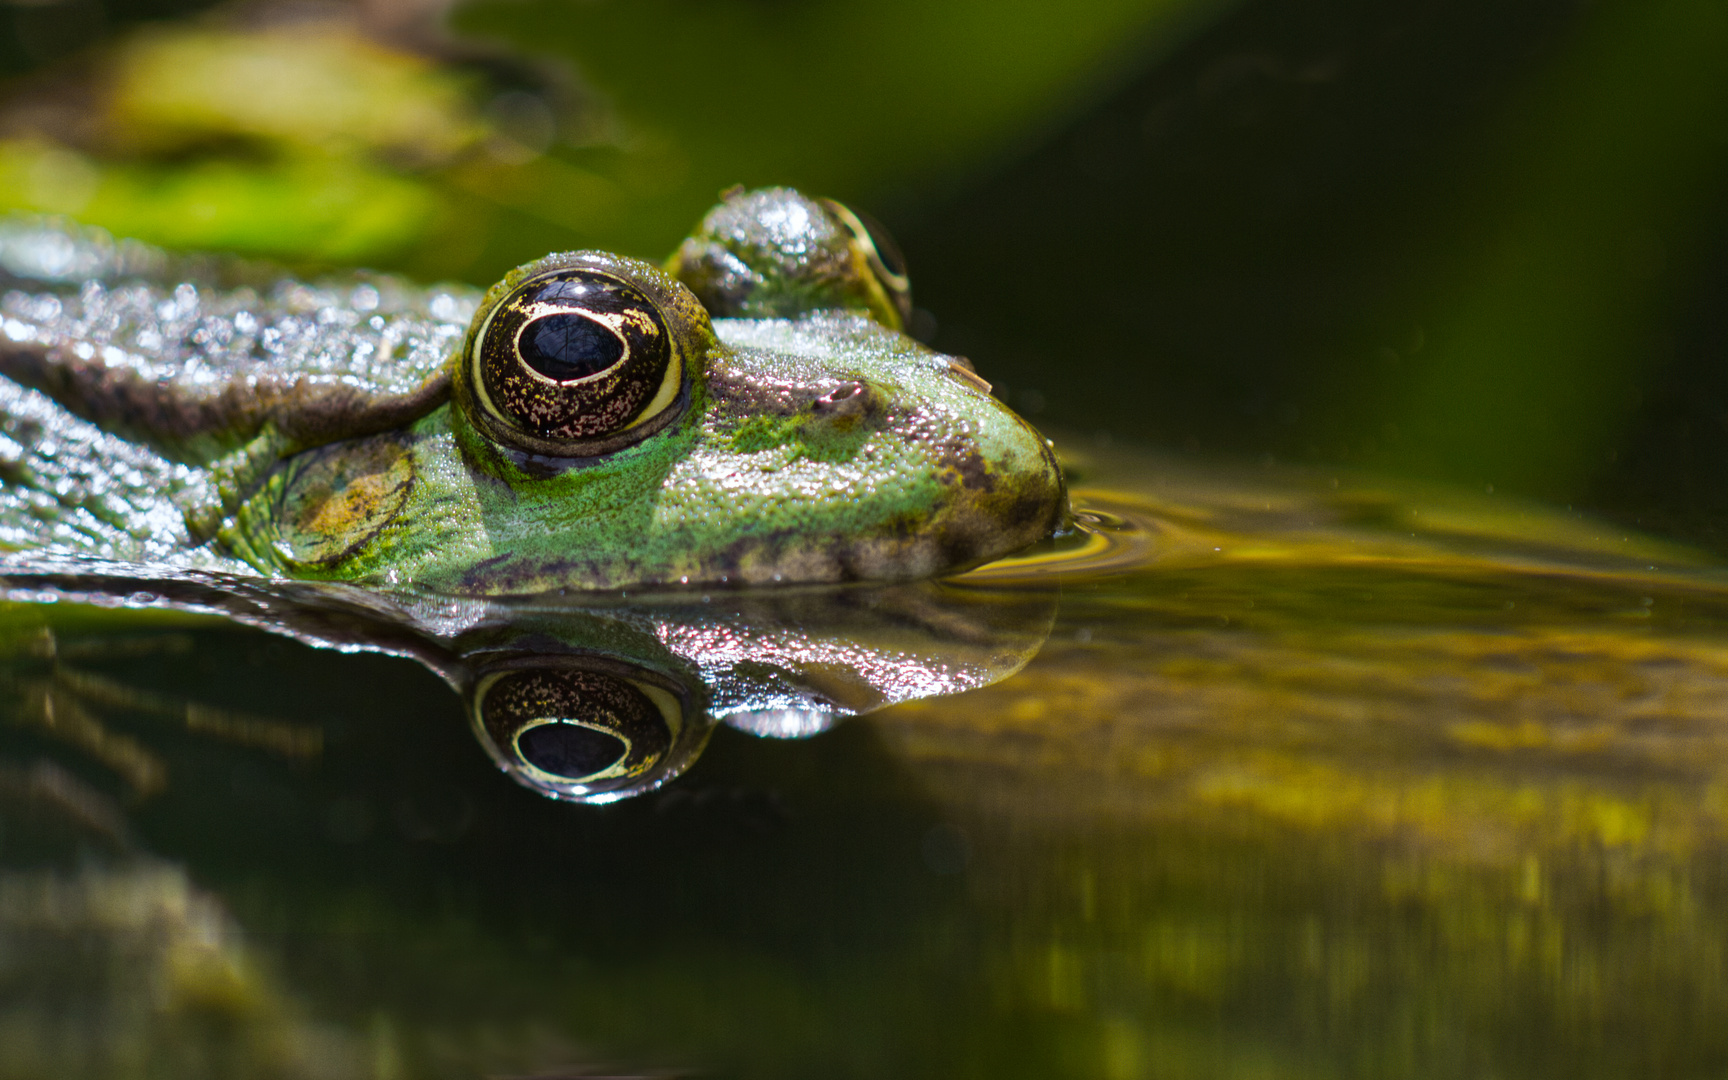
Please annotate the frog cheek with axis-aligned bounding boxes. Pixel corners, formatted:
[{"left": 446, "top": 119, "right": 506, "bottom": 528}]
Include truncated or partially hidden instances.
[{"left": 467, "top": 661, "right": 706, "bottom": 804}]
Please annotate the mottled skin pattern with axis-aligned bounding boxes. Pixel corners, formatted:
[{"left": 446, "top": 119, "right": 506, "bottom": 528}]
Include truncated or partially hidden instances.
[{"left": 0, "top": 191, "right": 1066, "bottom": 595}]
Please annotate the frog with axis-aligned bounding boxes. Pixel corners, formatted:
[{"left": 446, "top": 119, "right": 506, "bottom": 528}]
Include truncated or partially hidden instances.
[{"left": 0, "top": 187, "right": 1066, "bottom": 596}]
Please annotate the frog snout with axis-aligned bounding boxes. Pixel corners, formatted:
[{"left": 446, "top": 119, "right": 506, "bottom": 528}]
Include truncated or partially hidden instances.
[
  {"left": 696, "top": 335, "right": 1066, "bottom": 583},
  {"left": 927, "top": 403, "right": 1069, "bottom": 571}
]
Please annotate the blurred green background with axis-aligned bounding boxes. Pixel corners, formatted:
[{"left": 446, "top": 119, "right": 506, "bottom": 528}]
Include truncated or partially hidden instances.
[{"left": 1, "top": 0, "right": 1725, "bottom": 543}]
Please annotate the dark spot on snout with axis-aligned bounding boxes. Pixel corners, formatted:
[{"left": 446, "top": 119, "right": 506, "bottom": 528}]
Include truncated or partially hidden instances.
[
  {"left": 945, "top": 445, "right": 997, "bottom": 493},
  {"left": 1009, "top": 486, "right": 1066, "bottom": 533}
]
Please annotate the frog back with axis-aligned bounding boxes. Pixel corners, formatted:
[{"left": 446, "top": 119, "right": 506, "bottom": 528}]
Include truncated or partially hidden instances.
[{"left": 0, "top": 215, "right": 473, "bottom": 465}]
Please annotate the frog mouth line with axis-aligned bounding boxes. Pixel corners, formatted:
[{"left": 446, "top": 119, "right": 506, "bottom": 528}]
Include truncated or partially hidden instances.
[
  {"left": 446, "top": 458, "right": 1067, "bottom": 594},
  {"left": 451, "top": 526, "right": 1055, "bottom": 594}
]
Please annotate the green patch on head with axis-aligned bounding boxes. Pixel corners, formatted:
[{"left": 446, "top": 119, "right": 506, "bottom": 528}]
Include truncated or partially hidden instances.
[{"left": 724, "top": 412, "right": 869, "bottom": 465}]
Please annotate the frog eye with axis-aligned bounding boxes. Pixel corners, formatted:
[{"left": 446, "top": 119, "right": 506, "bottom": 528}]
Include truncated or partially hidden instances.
[
  {"left": 821, "top": 199, "right": 913, "bottom": 327},
  {"left": 468, "top": 269, "right": 686, "bottom": 455},
  {"left": 472, "top": 664, "right": 687, "bottom": 802}
]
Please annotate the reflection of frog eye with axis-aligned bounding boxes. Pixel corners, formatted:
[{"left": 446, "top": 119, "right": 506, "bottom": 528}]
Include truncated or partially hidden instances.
[
  {"left": 471, "top": 663, "right": 693, "bottom": 803},
  {"left": 822, "top": 199, "right": 913, "bottom": 327},
  {"left": 468, "top": 269, "right": 686, "bottom": 456}
]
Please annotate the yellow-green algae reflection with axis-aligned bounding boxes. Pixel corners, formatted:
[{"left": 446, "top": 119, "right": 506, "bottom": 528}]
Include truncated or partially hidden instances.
[
  {"left": 928, "top": 447, "right": 1728, "bottom": 1078},
  {"left": 5, "top": 445, "right": 1728, "bottom": 1076}
]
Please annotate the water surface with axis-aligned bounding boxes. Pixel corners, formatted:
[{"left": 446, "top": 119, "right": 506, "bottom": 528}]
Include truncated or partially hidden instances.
[{"left": 3, "top": 440, "right": 1727, "bottom": 1079}]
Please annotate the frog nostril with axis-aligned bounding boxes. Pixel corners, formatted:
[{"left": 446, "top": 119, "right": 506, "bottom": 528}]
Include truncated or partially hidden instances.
[{"left": 812, "top": 381, "right": 875, "bottom": 418}]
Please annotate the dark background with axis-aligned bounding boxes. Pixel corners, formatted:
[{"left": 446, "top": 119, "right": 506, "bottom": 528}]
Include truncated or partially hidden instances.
[{"left": 3, "top": 0, "right": 1726, "bottom": 544}]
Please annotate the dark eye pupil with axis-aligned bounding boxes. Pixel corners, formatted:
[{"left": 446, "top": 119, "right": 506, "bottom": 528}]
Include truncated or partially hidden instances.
[
  {"left": 518, "top": 723, "right": 626, "bottom": 779},
  {"left": 519, "top": 313, "right": 625, "bottom": 381}
]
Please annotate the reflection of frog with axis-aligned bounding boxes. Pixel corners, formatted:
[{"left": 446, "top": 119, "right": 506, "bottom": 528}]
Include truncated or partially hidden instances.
[
  {"left": 446, "top": 582, "right": 1056, "bottom": 802},
  {"left": 0, "top": 574, "right": 1054, "bottom": 805},
  {"left": 0, "top": 188, "right": 1064, "bottom": 595},
  {"left": 0, "top": 471, "right": 1056, "bottom": 804}
]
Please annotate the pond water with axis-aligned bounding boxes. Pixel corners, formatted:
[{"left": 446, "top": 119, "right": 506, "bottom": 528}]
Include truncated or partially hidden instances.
[{"left": 2, "top": 436, "right": 1726, "bottom": 1079}]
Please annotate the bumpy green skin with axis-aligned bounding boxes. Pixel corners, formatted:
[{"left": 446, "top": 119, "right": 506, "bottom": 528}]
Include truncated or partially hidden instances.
[{"left": 0, "top": 191, "right": 1066, "bottom": 596}]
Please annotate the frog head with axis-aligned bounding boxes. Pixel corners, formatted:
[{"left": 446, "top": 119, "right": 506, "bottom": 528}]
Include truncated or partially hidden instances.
[{"left": 240, "top": 187, "right": 1066, "bottom": 594}]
